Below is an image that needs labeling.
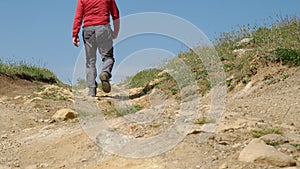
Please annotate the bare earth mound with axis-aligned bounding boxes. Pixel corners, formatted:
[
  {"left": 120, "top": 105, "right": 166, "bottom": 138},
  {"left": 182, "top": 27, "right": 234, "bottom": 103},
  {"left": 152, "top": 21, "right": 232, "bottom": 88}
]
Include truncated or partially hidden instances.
[{"left": 0, "top": 74, "right": 41, "bottom": 97}]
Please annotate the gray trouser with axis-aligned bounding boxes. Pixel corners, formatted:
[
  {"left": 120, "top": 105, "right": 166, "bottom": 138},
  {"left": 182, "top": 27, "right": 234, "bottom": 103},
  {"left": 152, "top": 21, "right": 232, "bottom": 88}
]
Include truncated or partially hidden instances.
[{"left": 82, "top": 24, "right": 115, "bottom": 88}]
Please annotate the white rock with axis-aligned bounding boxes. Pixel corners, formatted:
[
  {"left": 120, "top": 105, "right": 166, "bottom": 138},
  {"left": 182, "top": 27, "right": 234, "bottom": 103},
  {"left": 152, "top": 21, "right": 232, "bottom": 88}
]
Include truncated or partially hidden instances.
[
  {"left": 237, "top": 38, "right": 253, "bottom": 46},
  {"left": 24, "top": 97, "right": 43, "bottom": 104},
  {"left": 14, "top": 96, "right": 22, "bottom": 100},
  {"left": 232, "top": 48, "right": 253, "bottom": 57},
  {"left": 218, "top": 163, "right": 228, "bottom": 169},
  {"left": 216, "top": 118, "right": 254, "bottom": 133},
  {"left": 238, "top": 139, "right": 296, "bottom": 167},
  {"left": 38, "top": 163, "right": 49, "bottom": 168},
  {"left": 52, "top": 108, "right": 78, "bottom": 122},
  {"left": 1, "top": 134, "right": 8, "bottom": 139}
]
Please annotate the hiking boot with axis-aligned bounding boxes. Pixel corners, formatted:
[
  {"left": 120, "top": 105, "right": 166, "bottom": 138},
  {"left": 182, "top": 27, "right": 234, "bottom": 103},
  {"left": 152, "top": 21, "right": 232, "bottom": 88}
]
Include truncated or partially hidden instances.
[
  {"left": 99, "top": 72, "right": 111, "bottom": 93},
  {"left": 88, "top": 87, "right": 96, "bottom": 97}
]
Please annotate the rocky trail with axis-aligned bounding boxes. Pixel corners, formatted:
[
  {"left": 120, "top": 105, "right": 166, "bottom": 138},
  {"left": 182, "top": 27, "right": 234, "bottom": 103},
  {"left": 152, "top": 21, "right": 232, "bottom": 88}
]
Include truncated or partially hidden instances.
[{"left": 0, "top": 67, "right": 300, "bottom": 169}]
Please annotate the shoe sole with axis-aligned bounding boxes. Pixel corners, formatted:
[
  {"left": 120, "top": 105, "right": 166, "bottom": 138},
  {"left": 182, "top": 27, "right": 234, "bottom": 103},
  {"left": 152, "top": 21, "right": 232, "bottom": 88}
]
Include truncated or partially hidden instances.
[{"left": 100, "top": 73, "right": 111, "bottom": 93}]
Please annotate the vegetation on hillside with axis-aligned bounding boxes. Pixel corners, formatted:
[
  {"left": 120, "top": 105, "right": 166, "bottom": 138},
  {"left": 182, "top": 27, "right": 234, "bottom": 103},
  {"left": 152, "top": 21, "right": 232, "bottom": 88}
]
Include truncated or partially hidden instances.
[
  {"left": 216, "top": 15, "right": 300, "bottom": 90},
  {"left": 127, "top": 15, "right": 300, "bottom": 95}
]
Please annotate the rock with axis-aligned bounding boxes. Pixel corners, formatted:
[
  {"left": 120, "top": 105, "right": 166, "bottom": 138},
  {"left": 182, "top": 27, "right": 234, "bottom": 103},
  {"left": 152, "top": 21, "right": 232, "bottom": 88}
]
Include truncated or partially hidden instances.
[
  {"left": 187, "top": 128, "right": 202, "bottom": 135},
  {"left": 38, "top": 163, "right": 49, "bottom": 168},
  {"left": 237, "top": 38, "right": 253, "bottom": 46},
  {"left": 44, "top": 119, "right": 51, "bottom": 123},
  {"left": 212, "top": 155, "right": 218, "bottom": 161},
  {"left": 24, "top": 97, "right": 43, "bottom": 104},
  {"left": 233, "top": 49, "right": 253, "bottom": 57},
  {"left": 14, "top": 96, "right": 22, "bottom": 100},
  {"left": 278, "top": 144, "right": 299, "bottom": 155},
  {"left": 35, "top": 85, "right": 73, "bottom": 101},
  {"left": 13, "top": 161, "right": 20, "bottom": 167},
  {"left": 216, "top": 118, "right": 254, "bottom": 133},
  {"left": 218, "top": 163, "right": 228, "bottom": 169},
  {"left": 51, "top": 109, "right": 78, "bottom": 122},
  {"left": 1, "top": 134, "right": 8, "bottom": 139},
  {"left": 238, "top": 139, "right": 296, "bottom": 167},
  {"left": 260, "top": 134, "right": 289, "bottom": 144},
  {"left": 81, "top": 158, "right": 87, "bottom": 162}
]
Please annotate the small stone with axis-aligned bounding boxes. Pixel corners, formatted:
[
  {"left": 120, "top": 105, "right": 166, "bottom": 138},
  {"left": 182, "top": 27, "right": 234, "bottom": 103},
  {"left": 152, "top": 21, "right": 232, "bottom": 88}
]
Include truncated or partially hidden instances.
[
  {"left": 195, "top": 165, "right": 201, "bottom": 169},
  {"left": 219, "top": 163, "right": 228, "bottom": 169},
  {"left": 187, "top": 128, "right": 202, "bottom": 135},
  {"left": 237, "top": 38, "right": 253, "bottom": 46},
  {"left": 52, "top": 109, "right": 78, "bottom": 122},
  {"left": 38, "top": 163, "right": 49, "bottom": 168},
  {"left": 13, "top": 161, "right": 20, "bottom": 167},
  {"left": 232, "top": 143, "right": 241, "bottom": 148},
  {"left": 233, "top": 49, "right": 252, "bottom": 57},
  {"left": 279, "top": 144, "right": 298, "bottom": 154},
  {"left": 14, "top": 96, "right": 22, "bottom": 100},
  {"left": 44, "top": 119, "right": 51, "bottom": 123},
  {"left": 260, "top": 134, "right": 289, "bottom": 144},
  {"left": 1, "top": 134, "right": 8, "bottom": 139},
  {"left": 81, "top": 158, "right": 87, "bottom": 162},
  {"left": 212, "top": 155, "right": 218, "bottom": 160}
]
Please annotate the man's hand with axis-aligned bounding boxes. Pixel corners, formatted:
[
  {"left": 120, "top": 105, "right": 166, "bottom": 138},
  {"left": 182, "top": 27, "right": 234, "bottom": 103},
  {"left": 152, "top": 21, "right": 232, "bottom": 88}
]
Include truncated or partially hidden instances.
[
  {"left": 113, "top": 31, "right": 118, "bottom": 39},
  {"left": 73, "top": 37, "right": 80, "bottom": 47}
]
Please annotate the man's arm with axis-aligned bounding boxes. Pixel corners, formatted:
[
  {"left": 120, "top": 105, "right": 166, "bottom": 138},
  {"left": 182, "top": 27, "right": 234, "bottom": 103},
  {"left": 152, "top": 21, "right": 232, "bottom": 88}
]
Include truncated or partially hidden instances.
[
  {"left": 113, "top": 19, "right": 120, "bottom": 39},
  {"left": 72, "top": 0, "right": 83, "bottom": 46},
  {"left": 110, "top": 0, "right": 120, "bottom": 39}
]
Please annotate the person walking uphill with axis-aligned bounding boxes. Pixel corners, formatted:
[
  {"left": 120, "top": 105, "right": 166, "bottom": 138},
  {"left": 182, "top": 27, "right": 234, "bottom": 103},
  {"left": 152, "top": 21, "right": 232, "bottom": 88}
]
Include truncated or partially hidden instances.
[{"left": 72, "top": 0, "right": 120, "bottom": 97}]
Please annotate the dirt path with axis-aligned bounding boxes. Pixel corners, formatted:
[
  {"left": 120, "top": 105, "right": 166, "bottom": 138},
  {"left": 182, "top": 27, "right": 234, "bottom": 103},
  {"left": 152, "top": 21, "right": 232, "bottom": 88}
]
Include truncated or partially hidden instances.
[{"left": 0, "top": 68, "right": 299, "bottom": 169}]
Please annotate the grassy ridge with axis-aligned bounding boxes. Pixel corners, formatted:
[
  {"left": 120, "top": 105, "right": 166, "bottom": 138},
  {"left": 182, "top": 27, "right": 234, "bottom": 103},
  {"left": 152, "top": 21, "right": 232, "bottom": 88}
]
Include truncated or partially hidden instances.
[
  {"left": 0, "top": 60, "right": 59, "bottom": 84},
  {"left": 217, "top": 15, "right": 300, "bottom": 90},
  {"left": 127, "top": 15, "right": 300, "bottom": 95}
]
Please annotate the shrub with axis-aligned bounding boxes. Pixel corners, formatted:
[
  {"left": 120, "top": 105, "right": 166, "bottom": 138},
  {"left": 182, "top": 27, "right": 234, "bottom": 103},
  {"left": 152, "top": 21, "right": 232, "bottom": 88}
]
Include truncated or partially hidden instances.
[{"left": 269, "top": 48, "right": 300, "bottom": 66}]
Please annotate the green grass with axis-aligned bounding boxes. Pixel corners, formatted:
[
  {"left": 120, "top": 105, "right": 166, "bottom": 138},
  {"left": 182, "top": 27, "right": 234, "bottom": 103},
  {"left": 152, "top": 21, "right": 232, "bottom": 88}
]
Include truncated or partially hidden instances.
[
  {"left": 116, "top": 105, "right": 143, "bottom": 116},
  {"left": 122, "top": 15, "right": 300, "bottom": 95},
  {"left": 216, "top": 14, "right": 300, "bottom": 90},
  {"left": 194, "top": 117, "right": 216, "bottom": 125},
  {"left": 264, "top": 141, "right": 281, "bottom": 147},
  {"left": 33, "top": 103, "right": 44, "bottom": 109},
  {"left": 269, "top": 48, "right": 300, "bottom": 67},
  {"left": 126, "top": 68, "right": 181, "bottom": 96},
  {"left": 0, "top": 60, "right": 59, "bottom": 84},
  {"left": 73, "top": 78, "right": 88, "bottom": 90},
  {"left": 102, "top": 105, "right": 143, "bottom": 117},
  {"left": 290, "top": 144, "right": 300, "bottom": 148},
  {"left": 35, "top": 84, "right": 71, "bottom": 101},
  {"left": 251, "top": 128, "right": 283, "bottom": 138},
  {"left": 128, "top": 69, "right": 162, "bottom": 88}
]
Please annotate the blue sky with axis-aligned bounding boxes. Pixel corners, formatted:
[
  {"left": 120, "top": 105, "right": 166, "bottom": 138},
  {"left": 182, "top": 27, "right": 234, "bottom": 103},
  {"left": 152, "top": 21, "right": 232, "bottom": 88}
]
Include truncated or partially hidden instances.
[{"left": 0, "top": 0, "right": 299, "bottom": 83}]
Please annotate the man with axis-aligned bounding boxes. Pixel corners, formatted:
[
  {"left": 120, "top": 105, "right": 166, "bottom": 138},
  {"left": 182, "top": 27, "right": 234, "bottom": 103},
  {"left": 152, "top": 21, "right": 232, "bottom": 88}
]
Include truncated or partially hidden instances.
[{"left": 72, "top": 0, "right": 120, "bottom": 96}]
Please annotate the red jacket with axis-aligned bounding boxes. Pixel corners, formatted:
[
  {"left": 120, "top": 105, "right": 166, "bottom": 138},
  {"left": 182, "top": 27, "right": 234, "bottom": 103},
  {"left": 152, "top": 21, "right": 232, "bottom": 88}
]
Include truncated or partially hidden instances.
[{"left": 72, "top": 0, "right": 120, "bottom": 38}]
